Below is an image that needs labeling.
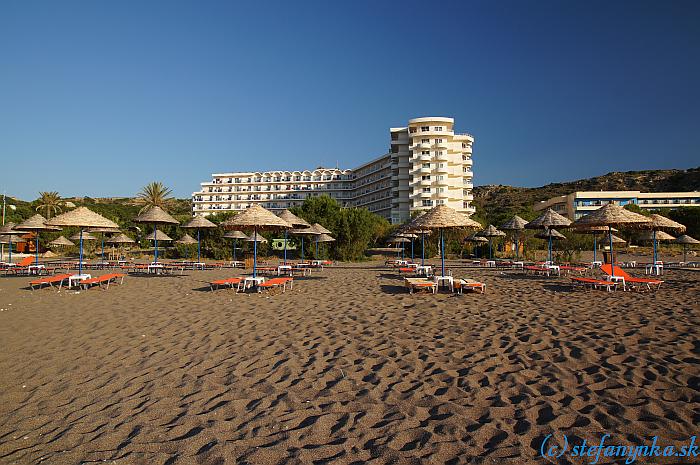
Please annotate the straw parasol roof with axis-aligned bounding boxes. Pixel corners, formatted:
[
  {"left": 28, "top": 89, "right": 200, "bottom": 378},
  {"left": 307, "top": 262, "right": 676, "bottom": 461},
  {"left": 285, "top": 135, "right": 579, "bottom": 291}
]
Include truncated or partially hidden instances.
[
  {"left": 675, "top": 234, "right": 700, "bottom": 245},
  {"left": 479, "top": 224, "right": 506, "bottom": 238},
  {"left": 410, "top": 205, "right": 482, "bottom": 230},
  {"left": 648, "top": 214, "right": 686, "bottom": 233},
  {"left": 574, "top": 225, "right": 618, "bottom": 234},
  {"left": 388, "top": 236, "right": 411, "bottom": 243},
  {"left": 145, "top": 229, "right": 173, "bottom": 241},
  {"left": 46, "top": 207, "right": 119, "bottom": 229},
  {"left": 0, "top": 222, "right": 25, "bottom": 236},
  {"left": 397, "top": 232, "right": 418, "bottom": 239},
  {"left": 88, "top": 226, "right": 121, "bottom": 234},
  {"left": 639, "top": 230, "right": 676, "bottom": 242},
  {"left": 289, "top": 227, "right": 320, "bottom": 236},
  {"left": 224, "top": 231, "right": 248, "bottom": 239},
  {"left": 525, "top": 208, "right": 572, "bottom": 230},
  {"left": 0, "top": 234, "right": 26, "bottom": 244},
  {"left": 535, "top": 229, "right": 567, "bottom": 240},
  {"left": 175, "top": 233, "right": 198, "bottom": 245},
  {"left": 49, "top": 235, "right": 75, "bottom": 247},
  {"left": 221, "top": 204, "right": 291, "bottom": 230},
  {"left": 465, "top": 233, "right": 488, "bottom": 243},
  {"left": 314, "top": 233, "right": 336, "bottom": 243},
  {"left": 310, "top": 223, "right": 332, "bottom": 235},
  {"left": 245, "top": 235, "right": 268, "bottom": 243},
  {"left": 106, "top": 233, "right": 135, "bottom": 244},
  {"left": 133, "top": 206, "right": 179, "bottom": 225},
  {"left": 15, "top": 214, "right": 60, "bottom": 232},
  {"left": 70, "top": 232, "right": 97, "bottom": 241},
  {"left": 182, "top": 215, "right": 217, "bottom": 229},
  {"left": 601, "top": 234, "right": 627, "bottom": 244},
  {"left": 277, "top": 210, "right": 310, "bottom": 228},
  {"left": 42, "top": 250, "right": 57, "bottom": 258},
  {"left": 500, "top": 215, "right": 528, "bottom": 231},
  {"left": 572, "top": 204, "right": 651, "bottom": 229}
]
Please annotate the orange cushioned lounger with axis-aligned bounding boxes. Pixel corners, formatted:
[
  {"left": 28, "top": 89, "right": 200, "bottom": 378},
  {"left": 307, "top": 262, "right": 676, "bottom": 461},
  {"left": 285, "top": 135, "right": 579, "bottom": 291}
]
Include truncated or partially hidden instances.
[
  {"left": 29, "top": 274, "right": 72, "bottom": 291},
  {"left": 570, "top": 277, "right": 617, "bottom": 292},
  {"left": 600, "top": 264, "right": 663, "bottom": 291},
  {"left": 209, "top": 277, "right": 242, "bottom": 291}
]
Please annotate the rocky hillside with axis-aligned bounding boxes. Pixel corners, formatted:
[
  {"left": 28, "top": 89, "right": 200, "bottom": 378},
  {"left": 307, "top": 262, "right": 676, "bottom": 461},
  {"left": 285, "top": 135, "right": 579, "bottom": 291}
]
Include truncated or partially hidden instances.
[{"left": 472, "top": 167, "right": 700, "bottom": 223}]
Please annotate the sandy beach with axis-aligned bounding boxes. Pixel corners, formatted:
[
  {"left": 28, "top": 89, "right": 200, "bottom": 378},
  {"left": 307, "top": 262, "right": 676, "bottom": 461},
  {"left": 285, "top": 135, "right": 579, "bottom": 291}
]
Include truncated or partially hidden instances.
[{"left": 0, "top": 260, "right": 698, "bottom": 464}]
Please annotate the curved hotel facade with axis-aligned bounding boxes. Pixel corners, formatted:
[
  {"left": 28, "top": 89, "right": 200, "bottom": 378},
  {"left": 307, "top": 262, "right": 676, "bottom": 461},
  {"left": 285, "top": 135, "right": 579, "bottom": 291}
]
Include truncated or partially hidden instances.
[{"left": 192, "top": 117, "right": 475, "bottom": 224}]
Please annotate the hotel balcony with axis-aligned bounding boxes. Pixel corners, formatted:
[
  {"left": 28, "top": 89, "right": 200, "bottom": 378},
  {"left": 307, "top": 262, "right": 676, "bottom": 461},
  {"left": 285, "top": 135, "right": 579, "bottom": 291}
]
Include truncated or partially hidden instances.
[
  {"left": 434, "top": 165, "right": 449, "bottom": 174},
  {"left": 434, "top": 152, "right": 449, "bottom": 162},
  {"left": 410, "top": 166, "right": 431, "bottom": 175},
  {"left": 434, "top": 141, "right": 448, "bottom": 149},
  {"left": 434, "top": 178, "right": 449, "bottom": 186}
]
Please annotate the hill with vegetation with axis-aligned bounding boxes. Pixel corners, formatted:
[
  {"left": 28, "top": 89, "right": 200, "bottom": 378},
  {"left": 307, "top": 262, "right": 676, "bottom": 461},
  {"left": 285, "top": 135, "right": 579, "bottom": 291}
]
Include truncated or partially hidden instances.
[{"left": 472, "top": 166, "right": 700, "bottom": 225}]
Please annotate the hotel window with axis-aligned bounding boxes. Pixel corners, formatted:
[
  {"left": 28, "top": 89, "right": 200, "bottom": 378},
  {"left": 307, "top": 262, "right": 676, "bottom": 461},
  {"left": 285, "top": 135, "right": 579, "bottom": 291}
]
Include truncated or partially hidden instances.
[
  {"left": 391, "top": 133, "right": 399, "bottom": 140},
  {"left": 421, "top": 175, "right": 431, "bottom": 181},
  {"left": 434, "top": 127, "right": 443, "bottom": 131},
  {"left": 462, "top": 143, "right": 468, "bottom": 148},
  {"left": 421, "top": 151, "right": 430, "bottom": 155},
  {"left": 435, "top": 138, "right": 443, "bottom": 144},
  {"left": 436, "top": 151, "right": 444, "bottom": 156},
  {"left": 409, "top": 127, "right": 417, "bottom": 133},
  {"left": 437, "top": 199, "right": 445, "bottom": 205},
  {"left": 422, "top": 187, "right": 431, "bottom": 193},
  {"left": 422, "top": 200, "right": 433, "bottom": 207},
  {"left": 422, "top": 163, "right": 430, "bottom": 169},
  {"left": 421, "top": 126, "right": 430, "bottom": 131},
  {"left": 421, "top": 138, "right": 430, "bottom": 144}
]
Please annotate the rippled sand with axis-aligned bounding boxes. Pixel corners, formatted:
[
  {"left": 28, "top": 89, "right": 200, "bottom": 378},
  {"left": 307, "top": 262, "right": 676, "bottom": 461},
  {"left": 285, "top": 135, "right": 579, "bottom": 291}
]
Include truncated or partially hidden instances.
[{"left": 0, "top": 261, "right": 697, "bottom": 464}]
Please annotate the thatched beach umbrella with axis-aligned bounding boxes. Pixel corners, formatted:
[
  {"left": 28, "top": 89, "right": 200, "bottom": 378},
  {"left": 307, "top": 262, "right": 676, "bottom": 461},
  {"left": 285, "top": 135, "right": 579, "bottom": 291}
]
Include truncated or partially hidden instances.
[
  {"left": 500, "top": 215, "right": 528, "bottom": 259},
  {"left": 0, "top": 223, "right": 24, "bottom": 263},
  {"left": 675, "top": 235, "right": 700, "bottom": 263},
  {"left": 478, "top": 224, "right": 506, "bottom": 259},
  {"left": 573, "top": 204, "right": 652, "bottom": 278},
  {"left": 309, "top": 223, "right": 333, "bottom": 258},
  {"left": 15, "top": 214, "right": 59, "bottom": 265},
  {"left": 145, "top": 229, "right": 173, "bottom": 242},
  {"left": 88, "top": 226, "right": 121, "bottom": 263},
  {"left": 277, "top": 210, "right": 310, "bottom": 264},
  {"left": 409, "top": 205, "right": 481, "bottom": 278},
  {"left": 245, "top": 235, "right": 268, "bottom": 243},
  {"left": 49, "top": 235, "right": 75, "bottom": 247},
  {"left": 107, "top": 233, "right": 136, "bottom": 260},
  {"left": 601, "top": 234, "right": 627, "bottom": 245},
  {"left": 46, "top": 207, "right": 119, "bottom": 276},
  {"left": 0, "top": 231, "right": 27, "bottom": 263},
  {"left": 313, "top": 233, "right": 335, "bottom": 260},
  {"left": 405, "top": 221, "right": 433, "bottom": 266},
  {"left": 534, "top": 228, "right": 567, "bottom": 240},
  {"left": 648, "top": 214, "right": 686, "bottom": 264},
  {"left": 465, "top": 232, "right": 489, "bottom": 259},
  {"left": 388, "top": 236, "right": 411, "bottom": 260},
  {"left": 182, "top": 215, "right": 217, "bottom": 263},
  {"left": 133, "top": 206, "right": 179, "bottom": 263},
  {"left": 396, "top": 231, "right": 419, "bottom": 260},
  {"left": 573, "top": 225, "right": 617, "bottom": 263},
  {"left": 289, "top": 227, "right": 320, "bottom": 261},
  {"left": 525, "top": 209, "right": 572, "bottom": 263},
  {"left": 224, "top": 230, "right": 248, "bottom": 262},
  {"left": 175, "top": 233, "right": 198, "bottom": 260},
  {"left": 221, "top": 204, "right": 292, "bottom": 278},
  {"left": 69, "top": 231, "right": 97, "bottom": 241}
]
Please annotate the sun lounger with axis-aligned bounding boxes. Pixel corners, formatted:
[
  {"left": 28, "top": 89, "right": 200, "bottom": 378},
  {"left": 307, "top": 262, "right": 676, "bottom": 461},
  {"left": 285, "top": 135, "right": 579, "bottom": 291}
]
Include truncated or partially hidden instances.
[
  {"left": 560, "top": 265, "right": 587, "bottom": 276},
  {"left": 29, "top": 273, "right": 72, "bottom": 291},
  {"left": 79, "top": 273, "right": 126, "bottom": 290},
  {"left": 209, "top": 277, "right": 243, "bottom": 291},
  {"left": 404, "top": 277, "right": 437, "bottom": 294},
  {"left": 454, "top": 278, "right": 486, "bottom": 294},
  {"left": 600, "top": 264, "right": 663, "bottom": 291},
  {"left": 258, "top": 277, "right": 293, "bottom": 293},
  {"left": 570, "top": 276, "right": 618, "bottom": 292}
]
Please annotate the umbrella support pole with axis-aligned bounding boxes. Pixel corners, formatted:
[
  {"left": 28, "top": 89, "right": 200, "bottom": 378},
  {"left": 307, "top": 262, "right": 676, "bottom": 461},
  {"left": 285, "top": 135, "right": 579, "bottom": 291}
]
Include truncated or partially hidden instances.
[
  {"left": 233, "top": 239, "right": 237, "bottom": 262},
  {"left": 284, "top": 230, "right": 287, "bottom": 265},
  {"left": 593, "top": 235, "right": 597, "bottom": 263},
  {"left": 421, "top": 233, "right": 425, "bottom": 266},
  {"left": 411, "top": 239, "right": 414, "bottom": 261},
  {"left": 79, "top": 228, "right": 84, "bottom": 276},
  {"left": 440, "top": 229, "right": 445, "bottom": 277},
  {"left": 609, "top": 226, "right": 614, "bottom": 278},
  {"left": 36, "top": 232, "right": 40, "bottom": 265},
  {"left": 253, "top": 229, "right": 258, "bottom": 278},
  {"left": 8, "top": 237, "right": 11, "bottom": 263},
  {"left": 197, "top": 228, "right": 201, "bottom": 263},
  {"left": 653, "top": 230, "right": 657, "bottom": 264},
  {"left": 154, "top": 223, "right": 158, "bottom": 264}
]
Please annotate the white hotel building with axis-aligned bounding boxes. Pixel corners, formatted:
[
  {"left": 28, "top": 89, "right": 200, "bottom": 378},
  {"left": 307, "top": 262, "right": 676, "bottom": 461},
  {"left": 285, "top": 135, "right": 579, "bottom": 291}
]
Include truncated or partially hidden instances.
[{"left": 192, "top": 117, "right": 475, "bottom": 224}]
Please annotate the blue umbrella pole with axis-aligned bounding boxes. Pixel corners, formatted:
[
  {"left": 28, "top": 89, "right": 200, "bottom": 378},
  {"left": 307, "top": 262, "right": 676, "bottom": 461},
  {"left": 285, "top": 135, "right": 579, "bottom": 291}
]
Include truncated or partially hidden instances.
[
  {"left": 548, "top": 235, "right": 553, "bottom": 263},
  {"left": 79, "top": 228, "right": 84, "bottom": 276},
  {"left": 401, "top": 242, "right": 404, "bottom": 260},
  {"left": 35, "top": 232, "right": 40, "bottom": 265},
  {"left": 301, "top": 237, "right": 304, "bottom": 260},
  {"left": 8, "top": 237, "right": 12, "bottom": 263},
  {"left": 253, "top": 228, "right": 258, "bottom": 278},
  {"left": 593, "top": 235, "right": 597, "bottom": 263},
  {"left": 489, "top": 239, "right": 493, "bottom": 259},
  {"left": 233, "top": 239, "right": 237, "bottom": 262},
  {"left": 421, "top": 233, "right": 425, "bottom": 266},
  {"left": 315, "top": 240, "right": 319, "bottom": 260},
  {"left": 653, "top": 230, "right": 657, "bottom": 264},
  {"left": 154, "top": 223, "right": 158, "bottom": 263},
  {"left": 284, "top": 229, "right": 288, "bottom": 264},
  {"left": 440, "top": 229, "right": 445, "bottom": 277},
  {"left": 197, "top": 228, "right": 201, "bottom": 263},
  {"left": 411, "top": 239, "right": 414, "bottom": 260},
  {"left": 609, "top": 226, "right": 615, "bottom": 277}
]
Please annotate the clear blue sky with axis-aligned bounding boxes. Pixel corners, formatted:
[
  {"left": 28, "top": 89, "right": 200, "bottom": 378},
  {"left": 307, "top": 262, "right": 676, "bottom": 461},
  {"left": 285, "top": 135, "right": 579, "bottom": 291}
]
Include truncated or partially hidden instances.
[{"left": 2, "top": 0, "right": 699, "bottom": 200}]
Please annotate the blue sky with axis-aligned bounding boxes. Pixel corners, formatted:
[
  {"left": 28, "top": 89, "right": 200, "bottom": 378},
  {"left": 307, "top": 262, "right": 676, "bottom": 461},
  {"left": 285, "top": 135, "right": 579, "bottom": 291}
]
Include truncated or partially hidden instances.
[{"left": 1, "top": 0, "right": 699, "bottom": 200}]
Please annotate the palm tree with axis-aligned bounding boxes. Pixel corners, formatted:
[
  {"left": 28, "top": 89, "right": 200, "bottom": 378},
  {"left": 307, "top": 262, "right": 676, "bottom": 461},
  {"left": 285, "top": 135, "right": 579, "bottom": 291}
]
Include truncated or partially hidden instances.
[
  {"left": 35, "top": 191, "right": 63, "bottom": 219},
  {"left": 137, "top": 182, "right": 174, "bottom": 213}
]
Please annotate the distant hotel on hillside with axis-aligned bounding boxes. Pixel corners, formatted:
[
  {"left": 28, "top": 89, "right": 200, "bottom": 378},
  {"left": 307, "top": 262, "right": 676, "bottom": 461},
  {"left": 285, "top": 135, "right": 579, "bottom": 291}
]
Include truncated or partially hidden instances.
[
  {"left": 535, "top": 190, "right": 700, "bottom": 220},
  {"left": 192, "top": 117, "right": 475, "bottom": 223}
]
